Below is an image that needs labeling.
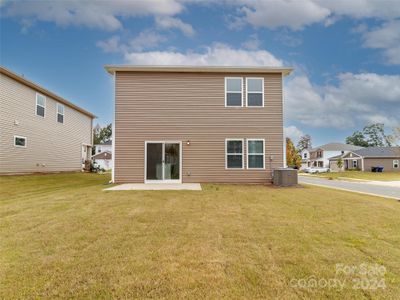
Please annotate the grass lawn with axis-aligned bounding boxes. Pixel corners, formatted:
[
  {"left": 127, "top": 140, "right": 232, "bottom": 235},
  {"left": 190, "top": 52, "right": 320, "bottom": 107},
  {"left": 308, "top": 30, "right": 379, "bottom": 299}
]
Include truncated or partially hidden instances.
[
  {"left": 307, "top": 171, "right": 400, "bottom": 181},
  {"left": 1, "top": 173, "right": 400, "bottom": 299}
]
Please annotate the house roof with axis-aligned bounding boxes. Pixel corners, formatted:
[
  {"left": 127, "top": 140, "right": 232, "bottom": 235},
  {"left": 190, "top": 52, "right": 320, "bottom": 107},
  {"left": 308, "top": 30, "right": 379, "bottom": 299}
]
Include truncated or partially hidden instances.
[
  {"left": 329, "top": 147, "right": 400, "bottom": 160},
  {"left": 92, "top": 151, "right": 112, "bottom": 160},
  {"left": 0, "top": 66, "right": 96, "bottom": 119},
  {"left": 354, "top": 147, "right": 400, "bottom": 158},
  {"left": 95, "top": 140, "right": 112, "bottom": 146},
  {"left": 104, "top": 65, "right": 293, "bottom": 76},
  {"left": 310, "top": 143, "right": 363, "bottom": 152}
]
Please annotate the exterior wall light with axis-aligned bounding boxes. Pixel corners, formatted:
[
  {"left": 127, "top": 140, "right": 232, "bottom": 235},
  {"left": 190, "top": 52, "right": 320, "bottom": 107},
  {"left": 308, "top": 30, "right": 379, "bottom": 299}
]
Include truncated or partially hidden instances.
[{"left": 186, "top": 140, "right": 190, "bottom": 145}]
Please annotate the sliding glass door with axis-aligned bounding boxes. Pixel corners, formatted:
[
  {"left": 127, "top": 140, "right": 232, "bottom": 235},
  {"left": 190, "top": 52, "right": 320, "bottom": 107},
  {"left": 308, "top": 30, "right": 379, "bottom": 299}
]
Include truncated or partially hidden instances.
[{"left": 145, "top": 142, "right": 181, "bottom": 183}]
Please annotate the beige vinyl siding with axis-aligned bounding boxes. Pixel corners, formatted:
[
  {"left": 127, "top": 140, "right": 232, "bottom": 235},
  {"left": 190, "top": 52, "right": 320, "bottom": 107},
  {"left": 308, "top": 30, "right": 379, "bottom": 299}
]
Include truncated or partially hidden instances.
[
  {"left": 363, "top": 158, "right": 400, "bottom": 172},
  {"left": 114, "top": 71, "right": 284, "bottom": 184},
  {"left": 0, "top": 73, "right": 92, "bottom": 174}
]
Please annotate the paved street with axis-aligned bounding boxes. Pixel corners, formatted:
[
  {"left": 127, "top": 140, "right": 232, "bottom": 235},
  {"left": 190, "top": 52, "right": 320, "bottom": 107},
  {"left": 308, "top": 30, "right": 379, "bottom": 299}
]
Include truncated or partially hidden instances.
[{"left": 299, "top": 176, "right": 400, "bottom": 200}]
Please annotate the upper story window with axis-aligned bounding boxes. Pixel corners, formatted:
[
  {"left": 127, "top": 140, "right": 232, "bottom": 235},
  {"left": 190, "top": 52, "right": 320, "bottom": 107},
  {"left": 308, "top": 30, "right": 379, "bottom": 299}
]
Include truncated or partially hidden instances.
[
  {"left": 394, "top": 160, "right": 399, "bottom": 168},
  {"left": 14, "top": 135, "right": 27, "bottom": 148},
  {"left": 226, "top": 139, "right": 244, "bottom": 169},
  {"left": 36, "top": 93, "right": 46, "bottom": 117},
  {"left": 57, "top": 103, "right": 64, "bottom": 124},
  {"left": 247, "top": 139, "right": 265, "bottom": 169},
  {"left": 246, "top": 78, "right": 264, "bottom": 107},
  {"left": 303, "top": 153, "right": 307, "bottom": 159},
  {"left": 225, "top": 77, "right": 243, "bottom": 107}
]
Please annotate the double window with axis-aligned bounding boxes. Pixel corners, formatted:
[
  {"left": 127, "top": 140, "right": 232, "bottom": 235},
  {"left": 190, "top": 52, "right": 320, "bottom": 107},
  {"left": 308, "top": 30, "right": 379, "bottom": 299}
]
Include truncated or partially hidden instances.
[
  {"left": 225, "top": 139, "right": 265, "bottom": 169},
  {"left": 225, "top": 77, "right": 264, "bottom": 107},
  {"left": 36, "top": 93, "right": 46, "bottom": 117},
  {"left": 14, "top": 135, "right": 27, "bottom": 148},
  {"left": 57, "top": 103, "right": 64, "bottom": 124}
]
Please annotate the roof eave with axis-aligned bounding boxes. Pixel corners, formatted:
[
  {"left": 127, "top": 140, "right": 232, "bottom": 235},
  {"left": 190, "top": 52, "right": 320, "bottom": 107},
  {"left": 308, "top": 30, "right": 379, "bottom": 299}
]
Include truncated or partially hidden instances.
[{"left": 104, "top": 65, "right": 293, "bottom": 76}]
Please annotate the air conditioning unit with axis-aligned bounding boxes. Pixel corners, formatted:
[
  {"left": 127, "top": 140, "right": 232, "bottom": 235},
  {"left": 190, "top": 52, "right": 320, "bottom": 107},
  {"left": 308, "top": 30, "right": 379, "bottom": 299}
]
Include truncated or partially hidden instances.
[{"left": 273, "top": 168, "right": 298, "bottom": 187}]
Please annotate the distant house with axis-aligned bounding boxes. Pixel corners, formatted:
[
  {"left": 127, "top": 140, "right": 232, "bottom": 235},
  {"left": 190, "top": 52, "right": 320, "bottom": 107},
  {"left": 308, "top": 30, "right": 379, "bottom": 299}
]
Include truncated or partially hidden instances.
[
  {"left": 0, "top": 66, "right": 96, "bottom": 174},
  {"left": 92, "top": 151, "right": 113, "bottom": 170},
  {"left": 95, "top": 140, "right": 112, "bottom": 154},
  {"left": 302, "top": 143, "right": 363, "bottom": 169},
  {"left": 329, "top": 147, "right": 400, "bottom": 172}
]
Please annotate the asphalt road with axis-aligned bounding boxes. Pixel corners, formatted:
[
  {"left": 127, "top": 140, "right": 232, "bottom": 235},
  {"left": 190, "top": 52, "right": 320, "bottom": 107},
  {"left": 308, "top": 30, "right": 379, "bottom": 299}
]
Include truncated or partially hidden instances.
[{"left": 299, "top": 176, "right": 400, "bottom": 200}]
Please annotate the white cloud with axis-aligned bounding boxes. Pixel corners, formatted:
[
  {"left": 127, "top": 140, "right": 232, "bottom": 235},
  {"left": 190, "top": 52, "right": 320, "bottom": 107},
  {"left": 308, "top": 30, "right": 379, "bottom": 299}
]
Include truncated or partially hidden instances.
[
  {"left": 360, "top": 20, "right": 400, "bottom": 65},
  {"left": 3, "top": 0, "right": 183, "bottom": 31},
  {"left": 232, "top": 0, "right": 400, "bottom": 30},
  {"left": 124, "top": 43, "right": 283, "bottom": 66},
  {"left": 155, "top": 16, "right": 195, "bottom": 37},
  {"left": 284, "top": 126, "right": 304, "bottom": 144},
  {"left": 237, "top": 0, "right": 330, "bottom": 30},
  {"left": 285, "top": 72, "right": 400, "bottom": 129},
  {"left": 241, "top": 33, "right": 261, "bottom": 50},
  {"left": 97, "top": 30, "right": 167, "bottom": 53}
]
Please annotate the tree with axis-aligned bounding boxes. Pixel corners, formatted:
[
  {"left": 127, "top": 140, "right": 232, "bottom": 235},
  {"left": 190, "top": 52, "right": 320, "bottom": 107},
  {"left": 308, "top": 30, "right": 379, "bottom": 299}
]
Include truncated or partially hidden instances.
[
  {"left": 297, "top": 134, "right": 312, "bottom": 152},
  {"left": 93, "top": 123, "right": 112, "bottom": 145},
  {"left": 363, "top": 123, "right": 392, "bottom": 147},
  {"left": 345, "top": 130, "right": 369, "bottom": 147},
  {"left": 337, "top": 157, "right": 343, "bottom": 171},
  {"left": 346, "top": 123, "right": 393, "bottom": 147},
  {"left": 286, "top": 138, "right": 301, "bottom": 168}
]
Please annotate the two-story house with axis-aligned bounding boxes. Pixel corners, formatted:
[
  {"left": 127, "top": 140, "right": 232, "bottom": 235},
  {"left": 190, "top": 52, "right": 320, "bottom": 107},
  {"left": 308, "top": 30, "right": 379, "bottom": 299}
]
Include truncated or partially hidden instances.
[
  {"left": 306, "top": 143, "right": 363, "bottom": 168},
  {"left": 94, "top": 140, "right": 112, "bottom": 154},
  {"left": 105, "top": 65, "right": 292, "bottom": 184},
  {"left": 0, "top": 66, "right": 96, "bottom": 174}
]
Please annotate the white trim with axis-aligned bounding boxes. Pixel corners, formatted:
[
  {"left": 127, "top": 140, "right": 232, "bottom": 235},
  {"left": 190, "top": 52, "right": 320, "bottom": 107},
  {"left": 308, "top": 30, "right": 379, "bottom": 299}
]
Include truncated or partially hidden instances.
[
  {"left": 56, "top": 103, "right": 65, "bottom": 124},
  {"left": 14, "top": 135, "right": 27, "bottom": 148},
  {"left": 246, "top": 138, "right": 265, "bottom": 169},
  {"left": 225, "top": 77, "right": 243, "bottom": 107},
  {"left": 245, "top": 77, "right": 264, "bottom": 107},
  {"left": 281, "top": 73, "right": 286, "bottom": 168},
  {"left": 112, "top": 75, "right": 116, "bottom": 183},
  {"left": 144, "top": 141, "right": 182, "bottom": 183},
  {"left": 35, "top": 93, "right": 46, "bottom": 117},
  {"left": 225, "top": 138, "right": 244, "bottom": 169},
  {"left": 393, "top": 160, "right": 399, "bottom": 169}
]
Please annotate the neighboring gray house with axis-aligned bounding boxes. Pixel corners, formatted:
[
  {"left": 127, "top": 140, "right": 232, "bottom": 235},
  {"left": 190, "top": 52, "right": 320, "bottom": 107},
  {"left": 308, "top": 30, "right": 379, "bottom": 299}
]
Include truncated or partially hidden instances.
[
  {"left": 329, "top": 147, "right": 400, "bottom": 172},
  {"left": 303, "top": 143, "right": 363, "bottom": 169},
  {"left": 0, "top": 66, "right": 96, "bottom": 174}
]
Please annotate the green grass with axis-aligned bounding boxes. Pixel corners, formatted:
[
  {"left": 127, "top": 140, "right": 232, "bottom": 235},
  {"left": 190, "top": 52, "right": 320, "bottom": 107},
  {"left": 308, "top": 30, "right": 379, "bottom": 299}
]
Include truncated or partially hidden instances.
[
  {"left": 308, "top": 171, "right": 400, "bottom": 181},
  {"left": 1, "top": 173, "right": 400, "bottom": 299}
]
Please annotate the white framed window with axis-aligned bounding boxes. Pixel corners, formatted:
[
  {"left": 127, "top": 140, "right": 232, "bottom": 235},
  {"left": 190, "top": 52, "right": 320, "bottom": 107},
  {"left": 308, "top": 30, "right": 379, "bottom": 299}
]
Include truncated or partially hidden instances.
[
  {"left": 225, "top": 139, "right": 244, "bottom": 169},
  {"left": 57, "top": 103, "right": 64, "bottom": 124},
  {"left": 394, "top": 160, "right": 399, "bottom": 168},
  {"left": 247, "top": 139, "right": 265, "bottom": 169},
  {"left": 36, "top": 93, "right": 46, "bottom": 117},
  {"left": 225, "top": 77, "right": 243, "bottom": 107},
  {"left": 14, "top": 135, "right": 27, "bottom": 148},
  {"left": 246, "top": 77, "right": 264, "bottom": 107}
]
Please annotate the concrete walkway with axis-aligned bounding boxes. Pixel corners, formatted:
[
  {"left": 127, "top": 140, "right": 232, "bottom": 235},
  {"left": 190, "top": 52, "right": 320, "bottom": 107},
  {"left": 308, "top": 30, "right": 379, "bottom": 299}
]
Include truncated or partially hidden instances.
[
  {"left": 299, "top": 176, "right": 400, "bottom": 200},
  {"left": 104, "top": 183, "right": 202, "bottom": 191}
]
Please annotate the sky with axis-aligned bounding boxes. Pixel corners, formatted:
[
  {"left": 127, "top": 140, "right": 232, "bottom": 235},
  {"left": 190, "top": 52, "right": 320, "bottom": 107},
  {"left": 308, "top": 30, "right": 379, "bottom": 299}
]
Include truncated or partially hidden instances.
[{"left": 1, "top": 0, "right": 399, "bottom": 147}]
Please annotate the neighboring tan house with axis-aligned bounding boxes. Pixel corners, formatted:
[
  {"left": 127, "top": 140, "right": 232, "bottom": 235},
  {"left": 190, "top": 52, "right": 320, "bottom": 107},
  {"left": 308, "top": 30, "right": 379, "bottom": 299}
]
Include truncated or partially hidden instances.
[
  {"left": 105, "top": 65, "right": 292, "bottom": 184},
  {"left": 0, "top": 66, "right": 96, "bottom": 174},
  {"left": 95, "top": 140, "right": 112, "bottom": 154},
  {"left": 92, "top": 151, "right": 113, "bottom": 170},
  {"left": 329, "top": 147, "right": 400, "bottom": 172},
  {"left": 305, "top": 143, "right": 363, "bottom": 168}
]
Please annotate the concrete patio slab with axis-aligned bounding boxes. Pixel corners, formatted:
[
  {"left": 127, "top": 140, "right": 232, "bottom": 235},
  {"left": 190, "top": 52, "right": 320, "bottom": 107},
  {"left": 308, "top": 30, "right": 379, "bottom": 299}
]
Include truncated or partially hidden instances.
[{"left": 104, "top": 183, "right": 202, "bottom": 191}]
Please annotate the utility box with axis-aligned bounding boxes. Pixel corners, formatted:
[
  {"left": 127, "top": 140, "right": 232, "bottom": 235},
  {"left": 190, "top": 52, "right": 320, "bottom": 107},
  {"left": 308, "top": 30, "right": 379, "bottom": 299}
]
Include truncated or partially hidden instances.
[{"left": 273, "top": 168, "right": 298, "bottom": 186}]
